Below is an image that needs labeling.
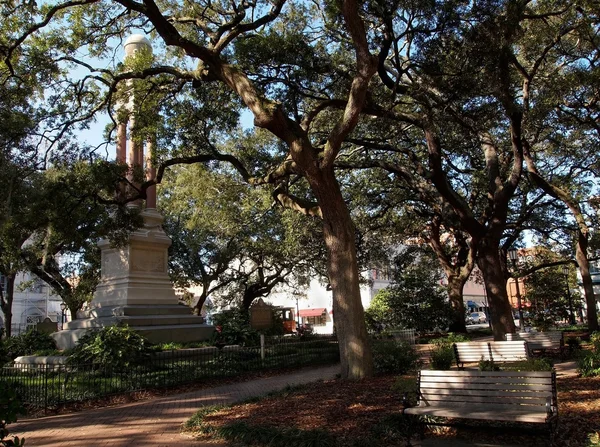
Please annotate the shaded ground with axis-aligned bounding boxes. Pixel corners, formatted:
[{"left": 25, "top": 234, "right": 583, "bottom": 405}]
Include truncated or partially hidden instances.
[
  {"left": 188, "top": 374, "right": 600, "bottom": 447},
  {"left": 10, "top": 365, "right": 340, "bottom": 447},
  {"left": 26, "top": 367, "right": 314, "bottom": 418}
]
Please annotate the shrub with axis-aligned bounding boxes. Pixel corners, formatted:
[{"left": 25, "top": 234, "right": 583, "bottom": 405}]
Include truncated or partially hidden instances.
[
  {"left": 212, "top": 308, "right": 260, "bottom": 346},
  {"left": 392, "top": 376, "right": 418, "bottom": 407},
  {"left": 0, "top": 341, "right": 9, "bottom": 367},
  {"left": 577, "top": 331, "right": 600, "bottom": 377},
  {"left": 566, "top": 337, "right": 582, "bottom": 352},
  {"left": 68, "top": 325, "right": 152, "bottom": 368},
  {"left": 1, "top": 329, "right": 57, "bottom": 363},
  {"left": 154, "top": 340, "right": 212, "bottom": 351},
  {"left": 429, "top": 333, "right": 469, "bottom": 370},
  {"left": 370, "top": 339, "right": 421, "bottom": 374},
  {"left": 586, "top": 432, "right": 600, "bottom": 447},
  {"left": 430, "top": 343, "right": 454, "bottom": 369},
  {"left": 577, "top": 351, "right": 600, "bottom": 377},
  {"left": 591, "top": 332, "right": 600, "bottom": 352},
  {"left": 477, "top": 357, "right": 553, "bottom": 372},
  {"left": 501, "top": 358, "right": 554, "bottom": 371},
  {"left": 0, "top": 387, "right": 25, "bottom": 446},
  {"left": 478, "top": 358, "right": 500, "bottom": 371}
]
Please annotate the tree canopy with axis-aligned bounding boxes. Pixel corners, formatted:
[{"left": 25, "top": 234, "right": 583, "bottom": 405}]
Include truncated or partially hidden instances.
[
  {"left": 160, "top": 163, "right": 327, "bottom": 313},
  {"left": 2, "top": 0, "right": 599, "bottom": 368}
]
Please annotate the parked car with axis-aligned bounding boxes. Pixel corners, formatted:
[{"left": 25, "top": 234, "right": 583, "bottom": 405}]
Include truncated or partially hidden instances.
[{"left": 466, "top": 312, "right": 487, "bottom": 324}]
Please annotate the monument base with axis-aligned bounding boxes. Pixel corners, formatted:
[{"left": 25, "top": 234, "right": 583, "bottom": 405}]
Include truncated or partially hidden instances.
[
  {"left": 52, "top": 305, "right": 214, "bottom": 349},
  {"left": 52, "top": 208, "right": 213, "bottom": 350}
]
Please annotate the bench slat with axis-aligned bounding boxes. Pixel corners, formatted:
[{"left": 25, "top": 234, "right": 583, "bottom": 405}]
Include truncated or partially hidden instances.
[
  {"left": 420, "top": 388, "right": 553, "bottom": 399},
  {"left": 420, "top": 376, "right": 553, "bottom": 385},
  {"left": 420, "top": 394, "right": 550, "bottom": 406},
  {"left": 404, "top": 405, "right": 552, "bottom": 423},
  {"left": 421, "top": 384, "right": 553, "bottom": 393},
  {"left": 453, "top": 341, "right": 529, "bottom": 365},
  {"left": 419, "top": 370, "right": 551, "bottom": 378},
  {"left": 506, "top": 332, "right": 564, "bottom": 351}
]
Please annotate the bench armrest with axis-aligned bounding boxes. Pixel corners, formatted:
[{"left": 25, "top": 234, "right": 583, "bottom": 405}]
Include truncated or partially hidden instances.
[
  {"left": 546, "top": 397, "right": 555, "bottom": 417},
  {"left": 402, "top": 389, "right": 421, "bottom": 409},
  {"left": 402, "top": 392, "right": 410, "bottom": 408}
]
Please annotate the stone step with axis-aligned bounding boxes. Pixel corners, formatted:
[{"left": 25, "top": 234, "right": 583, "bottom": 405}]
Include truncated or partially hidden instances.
[
  {"left": 133, "top": 324, "right": 215, "bottom": 344},
  {"left": 89, "top": 304, "right": 194, "bottom": 318},
  {"left": 119, "top": 305, "right": 195, "bottom": 316},
  {"left": 53, "top": 322, "right": 215, "bottom": 350},
  {"left": 64, "top": 318, "right": 115, "bottom": 330},
  {"left": 51, "top": 329, "right": 95, "bottom": 349},
  {"left": 64, "top": 313, "right": 204, "bottom": 329},
  {"left": 119, "top": 315, "right": 205, "bottom": 326}
]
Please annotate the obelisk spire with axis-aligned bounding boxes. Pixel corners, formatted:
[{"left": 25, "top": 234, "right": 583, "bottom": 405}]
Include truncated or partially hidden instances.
[{"left": 116, "top": 34, "right": 157, "bottom": 209}]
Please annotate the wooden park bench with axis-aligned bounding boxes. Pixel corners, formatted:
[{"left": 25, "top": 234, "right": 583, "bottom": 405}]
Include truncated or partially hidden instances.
[
  {"left": 453, "top": 341, "right": 529, "bottom": 368},
  {"left": 403, "top": 369, "right": 559, "bottom": 438},
  {"left": 505, "top": 331, "right": 565, "bottom": 357}
]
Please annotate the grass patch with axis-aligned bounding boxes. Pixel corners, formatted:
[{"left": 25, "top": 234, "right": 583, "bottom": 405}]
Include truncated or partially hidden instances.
[
  {"left": 182, "top": 405, "right": 224, "bottom": 435},
  {"left": 218, "top": 422, "right": 335, "bottom": 447}
]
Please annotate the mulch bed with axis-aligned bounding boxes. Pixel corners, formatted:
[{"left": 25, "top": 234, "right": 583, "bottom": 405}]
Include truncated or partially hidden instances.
[
  {"left": 189, "top": 374, "right": 600, "bottom": 447},
  {"left": 198, "top": 375, "right": 403, "bottom": 444}
]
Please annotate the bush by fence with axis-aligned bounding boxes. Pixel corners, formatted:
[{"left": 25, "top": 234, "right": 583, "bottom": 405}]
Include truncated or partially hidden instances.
[{"left": 0, "top": 335, "right": 339, "bottom": 411}]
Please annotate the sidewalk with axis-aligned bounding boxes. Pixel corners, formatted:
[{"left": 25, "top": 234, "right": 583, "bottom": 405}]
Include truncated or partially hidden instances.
[{"left": 11, "top": 364, "right": 340, "bottom": 447}]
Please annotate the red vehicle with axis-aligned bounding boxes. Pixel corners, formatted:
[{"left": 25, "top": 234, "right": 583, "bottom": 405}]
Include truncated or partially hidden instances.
[{"left": 276, "top": 307, "right": 297, "bottom": 334}]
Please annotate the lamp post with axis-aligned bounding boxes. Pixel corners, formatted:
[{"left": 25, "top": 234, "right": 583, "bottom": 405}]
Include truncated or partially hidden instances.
[
  {"left": 562, "top": 265, "right": 576, "bottom": 325},
  {"left": 508, "top": 249, "right": 525, "bottom": 332},
  {"left": 60, "top": 302, "right": 66, "bottom": 330},
  {"left": 295, "top": 295, "right": 300, "bottom": 331}
]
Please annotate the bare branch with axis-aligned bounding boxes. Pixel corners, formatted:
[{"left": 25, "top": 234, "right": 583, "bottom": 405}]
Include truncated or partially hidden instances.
[
  {"left": 273, "top": 186, "right": 322, "bottom": 218},
  {"left": 323, "top": 0, "right": 377, "bottom": 167}
]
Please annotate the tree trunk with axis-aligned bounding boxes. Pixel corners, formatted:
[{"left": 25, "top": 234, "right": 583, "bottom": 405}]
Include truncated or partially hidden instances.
[
  {"left": 575, "top": 230, "right": 599, "bottom": 331},
  {"left": 68, "top": 304, "right": 78, "bottom": 322},
  {"left": 192, "top": 289, "right": 208, "bottom": 316},
  {"left": 476, "top": 239, "right": 516, "bottom": 340},
  {"left": 308, "top": 168, "right": 373, "bottom": 380},
  {"left": 1, "top": 275, "right": 15, "bottom": 337},
  {"left": 242, "top": 288, "right": 256, "bottom": 310},
  {"left": 446, "top": 277, "right": 468, "bottom": 333}
]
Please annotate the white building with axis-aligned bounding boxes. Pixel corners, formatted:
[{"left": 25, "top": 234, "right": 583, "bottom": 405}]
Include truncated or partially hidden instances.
[{"left": 0, "top": 272, "right": 65, "bottom": 335}]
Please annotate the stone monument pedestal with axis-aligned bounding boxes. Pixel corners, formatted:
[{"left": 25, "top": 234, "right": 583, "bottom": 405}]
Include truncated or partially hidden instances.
[{"left": 52, "top": 209, "right": 213, "bottom": 350}]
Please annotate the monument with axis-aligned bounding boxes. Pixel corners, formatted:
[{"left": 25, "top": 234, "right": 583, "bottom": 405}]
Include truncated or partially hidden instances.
[{"left": 52, "top": 35, "right": 214, "bottom": 349}]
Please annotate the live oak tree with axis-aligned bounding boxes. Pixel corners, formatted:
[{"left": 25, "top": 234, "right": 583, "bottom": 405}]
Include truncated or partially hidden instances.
[
  {"left": 0, "top": 161, "right": 37, "bottom": 337},
  {"left": 336, "top": 0, "right": 600, "bottom": 339},
  {"left": 2, "top": 0, "right": 381, "bottom": 378},
  {"left": 22, "top": 162, "right": 142, "bottom": 319},
  {"left": 0, "top": 161, "right": 130, "bottom": 330},
  {"left": 516, "top": 3, "right": 600, "bottom": 330},
  {"left": 160, "top": 163, "right": 326, "bottom": 314},
  {"left": 0, "top": 40, "right": 50, "bottom": 336},
  {"left": 519, "top": 249, "right": 583, "bottom": 330},
  {"left": 344, "top": 168, "right": 474, "bottom": 333},
  {"left": 365, "top": 245, "right": 453, "bottom": 335}
]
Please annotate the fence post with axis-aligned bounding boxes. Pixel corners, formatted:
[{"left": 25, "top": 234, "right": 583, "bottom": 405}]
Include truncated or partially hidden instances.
[
  {"left": 44, "top": 364, "right": 49, "bottom": 414},
  {"left": 260, "top": 334, "right": 265, "bottom": 361}
]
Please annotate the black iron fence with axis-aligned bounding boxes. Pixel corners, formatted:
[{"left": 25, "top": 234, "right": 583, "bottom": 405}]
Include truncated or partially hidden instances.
[{"left": 0, "top": 335, "right": 339, "bottom": 411}]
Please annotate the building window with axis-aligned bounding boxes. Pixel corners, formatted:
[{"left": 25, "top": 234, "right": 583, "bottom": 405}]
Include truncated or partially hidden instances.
[
  {"left": 372, "top": 268, "right": 391, "bottom": 281},
  {"left": 0, "top": 274, "right": 7, "bottom": 294},
  {"left": 29, "top": 279, "right": 45, "bottom": 294},
  {"left": 305, "top": 315, "right": 326, "bottom": 326}
]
